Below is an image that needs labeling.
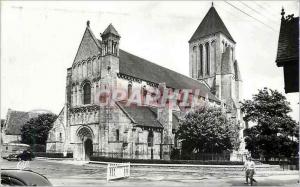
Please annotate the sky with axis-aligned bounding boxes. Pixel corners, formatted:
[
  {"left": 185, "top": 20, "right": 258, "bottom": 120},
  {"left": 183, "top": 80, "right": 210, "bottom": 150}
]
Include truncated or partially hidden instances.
[{"left": 1, "top": 1, "right": 299, "bottom": 122}]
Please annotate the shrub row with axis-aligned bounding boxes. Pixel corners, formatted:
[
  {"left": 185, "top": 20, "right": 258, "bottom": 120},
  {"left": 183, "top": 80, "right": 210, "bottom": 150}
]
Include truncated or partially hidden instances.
[
  {"left": 90, "top": 156, "right": 243, "bottom": 165},
  {"left": 34, "top": 152, "right": 73, "bottom": 158}
]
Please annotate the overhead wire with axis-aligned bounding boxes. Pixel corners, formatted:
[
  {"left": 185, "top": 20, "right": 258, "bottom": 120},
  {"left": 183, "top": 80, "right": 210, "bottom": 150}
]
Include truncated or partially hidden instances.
[{"left": 224, "top": 1, "right": 277, "bottom": 32}]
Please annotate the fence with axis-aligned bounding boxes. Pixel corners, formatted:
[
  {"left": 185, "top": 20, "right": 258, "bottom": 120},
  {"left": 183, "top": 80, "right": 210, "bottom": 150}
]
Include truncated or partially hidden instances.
[
  {"left": 180, "top": 152, "right": 231, "bottom": 161},
  {"left": 107, "top": 162, "right": 130, "bottom": 181},
  {"left": 94, "top": 151, "right": 231, "bottom": 161}
]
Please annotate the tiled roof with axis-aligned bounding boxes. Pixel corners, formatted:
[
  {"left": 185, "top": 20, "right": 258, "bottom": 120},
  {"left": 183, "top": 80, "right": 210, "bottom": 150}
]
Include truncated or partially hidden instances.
[
  {"left": 276, "top": 16, "right": 299, "bottom": 66},
  {"left": 117, "top": 102, "right": 163, "bottom": 129},
  {"left": 189, "top": 6, "right": 234, "bottom": 43},
  {"left": 4, "top": 110, "right": 40, "bottom": 135},
  {"left": 102, "top": 24, "right": 120, "bottom": 37},
  {"left": 148, "top": 107, "right": 180, "bottom": 130},
  {"left": 117, "top": 102, "right": 181, "bottom": 130},
  {"left": 119, "top": 49, "right": 220, "bottom": 102}
]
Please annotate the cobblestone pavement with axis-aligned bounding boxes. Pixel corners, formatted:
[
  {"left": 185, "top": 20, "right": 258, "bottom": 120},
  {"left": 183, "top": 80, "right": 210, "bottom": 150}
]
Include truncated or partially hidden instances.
[{"left": 1, "top": 159, "right": 299, "bottom": 186}]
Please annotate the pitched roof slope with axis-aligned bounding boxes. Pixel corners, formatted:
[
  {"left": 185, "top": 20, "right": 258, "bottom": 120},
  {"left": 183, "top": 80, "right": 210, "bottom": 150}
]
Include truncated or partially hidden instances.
[
  {"left": 117, "top": 102, "right": 163, "bottom": 129},
  {"left": 72, "top": 26, "right": 101, "bottom": 65},
  {"left": 119, "top": 49, "right": 219, "bottom": 102},
  {"left": 102, "top": 23, "right": 120, "bottom": 37},
  {"left": 189, "top": 6, "right": 235, "bottom": 43},
  {"left": 276, "top": 16, "right": 299, "bottom": 66},
  {"left": 148, "top": 107, "right": 180, "bottom": 130},
  {"left": 4, "top": 110, "right": 40, "bottom": 135}
]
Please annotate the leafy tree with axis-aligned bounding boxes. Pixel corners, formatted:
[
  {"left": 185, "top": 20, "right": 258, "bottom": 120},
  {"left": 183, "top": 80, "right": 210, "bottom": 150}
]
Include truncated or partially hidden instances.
[
  {"left": 241, "top": 88, "right": 299, "bottom": 160},
  {"left": 21, "top": 113, "right": 57, "bottom": 145},
  {"left": 176, "top": 106, "right": 240, "bottom": 156}
]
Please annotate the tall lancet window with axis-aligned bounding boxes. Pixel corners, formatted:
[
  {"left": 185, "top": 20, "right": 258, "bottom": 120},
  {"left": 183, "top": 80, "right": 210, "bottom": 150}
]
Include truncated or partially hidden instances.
[
  {"left": 199, "top": 45, "right": 203, "bottom": 77},
  {"left": 83, "top": 82, "right": 91, "bottom": 104},
  {"left": 128, "top": 82, "right": 132, "bottom": 99},
  {"left": 205, "top": 43, "right": 210, "bottom": 75},
  {"left": 147, "top": 131, "right": 154, "bottom": 147},
  {"left": 193, "top": 46, "right": 197, "bottom": 77}
]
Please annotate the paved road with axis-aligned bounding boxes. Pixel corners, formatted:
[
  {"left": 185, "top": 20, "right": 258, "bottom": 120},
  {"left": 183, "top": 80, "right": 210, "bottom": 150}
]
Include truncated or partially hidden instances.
[{"left": 1, "top": 159, "right": 299, "bottom": 186}]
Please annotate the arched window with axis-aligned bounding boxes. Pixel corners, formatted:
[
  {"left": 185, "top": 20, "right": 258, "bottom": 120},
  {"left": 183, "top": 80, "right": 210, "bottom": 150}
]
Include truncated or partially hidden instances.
[
  {"left": 222, "top": 41, "right": 225, "bottom": 53},
  {"left": 199, "top": 45, "right": 203, "bottom": 77},
  {"left": 192, "top": 46, "right": 197, "bottom": 77},
  {"left": 205, "top": 43, "right": 210, "bottom": 75},
  {"left": 128, "top": 83, "right": 132, "bottom": 99},
  {"left": 142, "top": 85, "right": 147, "bottom": 102},
  {"left": 112, "top": 42, "right": 115, "bottom": 55},
  {"left": 83, "top": 83, "right": 91, "bottom": 104},
  {"left": 147, "top": 131, "right": 154, "bottom": 147},
  {"left": 116, "top": 129, "right": 119, "bottom": 141}
]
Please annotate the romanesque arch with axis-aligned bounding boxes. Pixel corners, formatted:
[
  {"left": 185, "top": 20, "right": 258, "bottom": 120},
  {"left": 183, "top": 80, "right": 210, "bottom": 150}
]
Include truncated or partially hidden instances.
[
  {"left": 82, "top": 81, "right": 91, "bottom": 105},
  {"left": 76, "top": 125, "right": 94, "bottom": 160}
]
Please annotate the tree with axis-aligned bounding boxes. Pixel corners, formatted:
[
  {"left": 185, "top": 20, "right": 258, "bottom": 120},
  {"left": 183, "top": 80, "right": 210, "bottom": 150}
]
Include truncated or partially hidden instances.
[
  {"left": 21, "top": 113, "right": 57, "bottom": 146},
  {"left": 241, "top": 88, "right": 299, "bottom": 160},
  {"left": 176, "top": 105, "right": 240, "bottom": 156}
]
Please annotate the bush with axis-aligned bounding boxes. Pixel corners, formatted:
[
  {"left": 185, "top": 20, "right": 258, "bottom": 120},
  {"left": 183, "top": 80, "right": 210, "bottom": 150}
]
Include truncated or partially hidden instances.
[
  {"left": 90, "top": 156, "right": 243, "bottom": 165},
  {"left": 34, "top": 152, "right": 73, "bottom": 158}
]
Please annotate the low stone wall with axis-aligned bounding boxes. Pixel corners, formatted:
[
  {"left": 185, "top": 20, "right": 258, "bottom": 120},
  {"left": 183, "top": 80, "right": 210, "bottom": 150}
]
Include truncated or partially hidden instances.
[{"left": 90, "top": 156, "right": 243, "bottom": 165}]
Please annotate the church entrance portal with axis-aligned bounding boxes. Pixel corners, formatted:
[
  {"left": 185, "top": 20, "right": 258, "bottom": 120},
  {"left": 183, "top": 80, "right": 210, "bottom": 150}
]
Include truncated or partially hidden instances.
[
  {"left": 77, "top": 126, "right": 94, "bottom": 161},
  {"left": 84, "top": 138, "right": 93, "bottom": 161}
]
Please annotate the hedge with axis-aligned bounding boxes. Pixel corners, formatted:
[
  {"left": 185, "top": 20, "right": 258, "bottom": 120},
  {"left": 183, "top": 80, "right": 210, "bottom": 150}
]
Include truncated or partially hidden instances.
[
  {"left": 90, "top": 156, "right": 243, "bottom": 165},
  {"left": 34, "top": 152, "right": 73, "bottom": 158}
]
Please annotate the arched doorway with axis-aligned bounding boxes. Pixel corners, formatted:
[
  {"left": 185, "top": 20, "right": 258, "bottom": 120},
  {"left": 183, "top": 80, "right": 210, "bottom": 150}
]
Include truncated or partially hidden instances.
[
  {"left": 77, "top": 126, "right": 94, "bottom": 161},
  {"left": 84, "top": 138, "right": 93, "bottom": 161}
]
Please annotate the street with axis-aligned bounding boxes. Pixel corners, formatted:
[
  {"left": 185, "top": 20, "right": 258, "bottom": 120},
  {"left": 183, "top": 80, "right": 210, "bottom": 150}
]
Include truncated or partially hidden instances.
[{"left": 1, "top": 159, "right": 299, "bottom": 186}]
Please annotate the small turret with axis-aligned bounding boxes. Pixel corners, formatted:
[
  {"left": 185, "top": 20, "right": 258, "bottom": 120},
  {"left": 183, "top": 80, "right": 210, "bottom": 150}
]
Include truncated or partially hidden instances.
[{"left": 101, "top": 24, "right": 120, "bottom": 56}]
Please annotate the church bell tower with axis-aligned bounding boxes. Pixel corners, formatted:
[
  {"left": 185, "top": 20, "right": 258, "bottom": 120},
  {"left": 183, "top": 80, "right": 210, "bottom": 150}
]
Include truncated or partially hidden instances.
[
  {"left": 189, "top": 4, "right": 246, "bottom": 157},
  {"left": 189, "top": 4, "right": 242, "bottom": 111}
]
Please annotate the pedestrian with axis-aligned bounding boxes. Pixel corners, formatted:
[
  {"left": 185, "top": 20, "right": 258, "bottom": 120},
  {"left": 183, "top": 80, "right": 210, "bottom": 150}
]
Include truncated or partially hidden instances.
[
  {"left": 243, "top": 156, "right": 257, "bottom": 186},
  {"left": 242, "top": 156, "right": 250, "bottom": 185}
]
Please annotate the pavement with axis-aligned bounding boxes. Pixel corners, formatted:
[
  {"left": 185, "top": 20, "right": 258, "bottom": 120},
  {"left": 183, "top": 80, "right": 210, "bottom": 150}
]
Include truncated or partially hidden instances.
[{"left": 1, "top": 158, "right": 299, "bottom": 186}]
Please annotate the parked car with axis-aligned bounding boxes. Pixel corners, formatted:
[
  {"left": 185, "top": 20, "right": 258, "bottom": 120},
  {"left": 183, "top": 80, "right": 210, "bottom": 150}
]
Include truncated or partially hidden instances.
[
  {"left": 6, "top": 150, "right": 35, "bottom": 161},
  {"left": 1, "top": 143, "right": 30, "bottom": 159},
  {"left": 1, "top": 169, "right": 52, "bottom": 186}
]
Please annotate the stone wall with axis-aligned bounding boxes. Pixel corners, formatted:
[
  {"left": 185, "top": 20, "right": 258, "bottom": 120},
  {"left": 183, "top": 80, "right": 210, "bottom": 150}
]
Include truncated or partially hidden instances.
[{"left": 46, "top": 109, "right": 66, "bottom": 152}]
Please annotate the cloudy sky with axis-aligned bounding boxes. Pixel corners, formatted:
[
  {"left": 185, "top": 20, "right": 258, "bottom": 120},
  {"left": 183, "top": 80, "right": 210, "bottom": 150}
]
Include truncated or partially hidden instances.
[{"left": 1, "top": 1, "right": 299, "bottom": 121}]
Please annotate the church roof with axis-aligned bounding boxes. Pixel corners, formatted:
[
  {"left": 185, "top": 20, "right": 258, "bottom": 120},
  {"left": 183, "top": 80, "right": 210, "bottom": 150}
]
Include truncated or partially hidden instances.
[
  {"left": 117, "top": 102, "right": 163, "bottom": 129},
  {"left": 119, "top": 49, "right": 220, "bottom": 102},
  {"left": 117, "top": 101, "right": 180, "bottom": 130},
  {"left": 189, "top": 6, "right": 235, "bottom": 43},
  {"left": 102, "top": 23, "right": 120, "bottom": 37},
  {"left": 4, "top": 110, "right": 40, "bottom": 135}
]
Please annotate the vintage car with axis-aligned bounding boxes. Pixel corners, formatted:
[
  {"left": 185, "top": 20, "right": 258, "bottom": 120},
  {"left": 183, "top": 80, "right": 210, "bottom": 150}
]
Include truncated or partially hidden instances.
[
  {"left": 6, "top": 150, "right": 35, "bottom": 161},
  {"left": 1, "top": 143, "right": 30, "bottom": 159},
  {"left": 1, "top": 169, "right": 52, "bottom": 186}
]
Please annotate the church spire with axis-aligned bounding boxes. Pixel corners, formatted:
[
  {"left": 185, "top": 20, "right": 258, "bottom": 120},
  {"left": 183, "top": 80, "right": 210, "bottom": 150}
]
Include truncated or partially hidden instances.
[
  {"left": 281, "top": 7, "right": 285, "bottom": 20},
  {"left": 189, "top": 6, "right": 235, "bottom": 43}
]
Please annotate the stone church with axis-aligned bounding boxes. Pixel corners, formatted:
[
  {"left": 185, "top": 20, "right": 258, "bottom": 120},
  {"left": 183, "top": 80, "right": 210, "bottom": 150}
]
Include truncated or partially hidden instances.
[{"left": 46, "top": 5, "right": 245, "bottom": 160}]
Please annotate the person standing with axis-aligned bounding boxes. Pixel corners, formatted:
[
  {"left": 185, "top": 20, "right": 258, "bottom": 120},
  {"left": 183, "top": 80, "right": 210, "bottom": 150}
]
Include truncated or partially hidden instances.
[
  {"left": 243, "top": 156, "right": 257, "bottom": 185},
  {"left": 243, "top": 157, "right": 250, "bottom": 185}
]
